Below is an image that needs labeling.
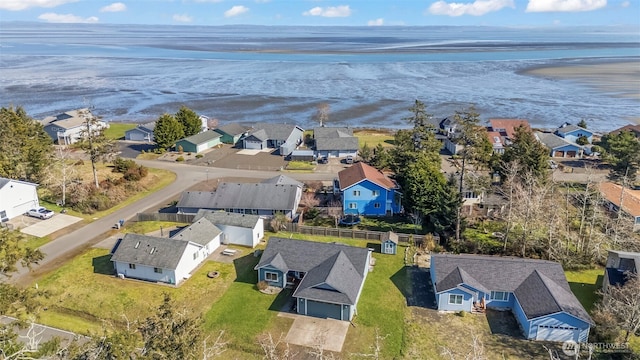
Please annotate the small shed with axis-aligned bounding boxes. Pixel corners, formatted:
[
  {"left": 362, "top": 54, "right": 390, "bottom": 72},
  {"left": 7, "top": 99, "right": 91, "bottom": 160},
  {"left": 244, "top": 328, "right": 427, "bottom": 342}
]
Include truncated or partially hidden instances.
[
  {"left": 381, "top": 231, "right": 398, "bottom": 255},
  {"left": 290, "top": 149, "right": 316, "bottom": 162},
  {"left": 175, "top": 130, "right": 222, "bottom": 153}
]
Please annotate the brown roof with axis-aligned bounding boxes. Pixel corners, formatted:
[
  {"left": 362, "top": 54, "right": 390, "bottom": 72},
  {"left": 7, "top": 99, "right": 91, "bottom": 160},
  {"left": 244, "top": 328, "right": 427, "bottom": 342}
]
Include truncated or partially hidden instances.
[
  {"left": 610, "top": 124, "right": 640, "bottom": 137},
  {"left": 338, "top": 162, "right": 396, "bottom": 190},
  {"left": 489, "top": 119, "right": 531, "bottom": 139},
  {"left": 486, "top": 131, "right": 503, "bottom": 145},
  {"left": 599, "top": 182, "right": 640, "bottom": 217}
]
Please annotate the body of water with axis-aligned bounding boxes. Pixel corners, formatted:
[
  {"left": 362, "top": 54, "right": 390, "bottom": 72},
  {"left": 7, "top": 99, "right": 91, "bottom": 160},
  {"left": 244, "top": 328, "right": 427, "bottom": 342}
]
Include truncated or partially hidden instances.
[{"left": 1, "top": 23, "right": 639, "bottom": 131}]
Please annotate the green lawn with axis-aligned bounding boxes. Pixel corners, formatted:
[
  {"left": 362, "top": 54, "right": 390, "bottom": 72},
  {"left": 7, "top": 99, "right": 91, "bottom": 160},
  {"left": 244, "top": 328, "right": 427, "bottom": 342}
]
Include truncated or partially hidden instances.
[
  {"left": 564, "top": 268, "right": 603, "bottom": 312},
  {"left": 104, "top": 123, "right": 136, "bottom": 140},
  {"left": 354, "top": 129, "right": 395, "bottom": 148}
]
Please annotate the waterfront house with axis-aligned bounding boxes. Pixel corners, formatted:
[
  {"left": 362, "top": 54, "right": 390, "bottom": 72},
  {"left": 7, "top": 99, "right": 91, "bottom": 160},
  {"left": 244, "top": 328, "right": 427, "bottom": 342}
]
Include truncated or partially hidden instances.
[
  {"left": 125, "top": 122, "right": 155, "bottom": 142},
  {"left": 313, "top": 127, "right": 359, "bottom": 159},
  {"left": 214, "top": 123, "right": 252, "bottom": 145},
  {"left": 338, "top": 162, "right": 402, "bottom": 216},
  {"left": 555, "top": 124, "right": 593, "bottom": 144},
  {"left": 42, "top": 108, "right": 108, "bottom": 145},
  {"left": 241, "top": 123, "right": 304, "bottom": 156},
  {"left": 175, "top": 130, "right": 222, "bottom": 153}
]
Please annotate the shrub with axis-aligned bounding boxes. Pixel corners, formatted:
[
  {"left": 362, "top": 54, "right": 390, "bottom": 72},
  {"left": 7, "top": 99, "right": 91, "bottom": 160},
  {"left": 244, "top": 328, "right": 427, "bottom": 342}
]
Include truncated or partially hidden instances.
[
  {"left": 176, "top": 156, "right": 185, "bottom": 162},
  {"left": 257, "top": 280, "right": 269, "bottom": 291},
  {"left": 195, "top": 154, "right": 203, "bottom": 159},
  {"left": 112, "top": 157, "right": 136, "bottom": 173},
  {"left": 456, "top": 310, "right": 466, "bottom": 317},
  {"left": 123, "top": 165, "right": 148, "bottom": 181},
  {"left": 303, "top": 207, "right": 320, "bottom": 220}
]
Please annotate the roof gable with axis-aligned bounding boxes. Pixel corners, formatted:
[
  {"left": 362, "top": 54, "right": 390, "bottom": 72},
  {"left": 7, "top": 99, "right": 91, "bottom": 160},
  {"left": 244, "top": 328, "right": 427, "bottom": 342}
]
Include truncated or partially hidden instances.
[
  {"left": 489, "top": 119, "right": 531, "bottom": 139},
  {"left": 170, "top": 218, "right": 221, "bottom": 246},
  {"left": 599, "top": 182, "right": 640, "bottom": 217},
  {"left": 338, "top": 162, "right": 396, "bottom": 191},
  {"left": 536, "top": 132, "right": 578, "bottom": 150},
  {"left": 179, "top": 130, "right": 222, "bottom": 146},
  {"left": 110, "top": 233, "right": 189, "bottom": 270},
  {"left": 0, "top": 177, "right": 38, "bottom": 190},
  {"left": 216, "top": 123, "right": 251, "bottom": 137},
  {"left": 211, "top": 183, "right": 300, "bottom": 211},
  {"left": 261, "top": 175, "right": 304, "bottom": 188},
  {"left": 556, "top": 124, "right": 592, "bottom": 136},
  {"left": 194, "top": 210, "right": 261, "bottom": 228}
]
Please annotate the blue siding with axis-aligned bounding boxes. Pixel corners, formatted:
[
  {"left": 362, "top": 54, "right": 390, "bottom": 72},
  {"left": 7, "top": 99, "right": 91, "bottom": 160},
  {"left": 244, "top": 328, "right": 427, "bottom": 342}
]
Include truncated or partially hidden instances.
[
  {"left": 257, "top": 267, "right": 284, "bottom": 288},
  {"left": 512, "top": 295, "right": 532, "bottom": 337},
  {"left": 342, "top": 180, "right": 400, "bottom": 216},
  {"left": 530, "top": 312, "right": 591, "bottom": 342},
  {"left": 382, "top": 240, "right": 396, "bottom": 254},
  {"left": 485, "top": 292, "right": 515, "bottom": 309},
  {"left": 436, "top": 288, "right": 473, "bottom": 311}
]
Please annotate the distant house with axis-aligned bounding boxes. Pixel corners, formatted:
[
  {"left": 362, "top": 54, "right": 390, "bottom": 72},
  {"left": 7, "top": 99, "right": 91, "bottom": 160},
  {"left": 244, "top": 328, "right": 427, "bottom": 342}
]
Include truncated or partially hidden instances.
[
  {"left": 241, "top": 124, "right": 304, "bottom": 156},
  {"left": 598, "top": 182, "right": 640, "bottom": 231},
  {"left": 289, "top": 149, "right": 316, "bottom": 162},
  {"left": 439, "top": 117, "right": 458, "bottom": 137},
  {"left": 261, "top": 174, "right": 304, "bottom": 189},
  {"left": 603, "top": 250, "right": 639, "bottom": 290},
  {"left": 381, "top": 231, "right": 398, "bottom": 255},
  {"left": 555, "top": 124, "right": 593, "bottom": 144},
  {"left": 313, "top": 127, "right": 359, "bottom": 159},
  {"left": 0, "top": 177, "right": 39, "bottom": 222},
  {"left": 486, "top": 131, "right": 505, "bottom": 154},
  {"left": 338, "top": 162, "right": 402, "bottom": 216},
  {"left": 125, "top": 122, "right": 155, "bottom": 142},
  {"left": 198, "top": 115, "right": 210, "bottom": 133},
  {"left": 176, "top": 175, "right": 303, "bottom": 219},
  {"left": 431, "top": 254, "right": 593, "bottom": 342},
  {"left": 175, "top": 130, "right": 222, "bottom": 153},
  {"left": 610, "top": 124, "right": 640, "bottom": 139},
  {"left": 485, "top": 118, "right": 531, "bottom": 154},
  {"left": 42, "top": 108, "right": 108, "bottom": 145},
  {"left": 535, "top": 132, "right": 585, "bottom": 158},
  {"left": 255, "top": 237, "right": 371, "bottom": 321},
  {"left": 214, "top": 123, "right": 252, "bottom": 145},
  {"left": 194, "top": 210, "right": 264, "bottom": 248}
]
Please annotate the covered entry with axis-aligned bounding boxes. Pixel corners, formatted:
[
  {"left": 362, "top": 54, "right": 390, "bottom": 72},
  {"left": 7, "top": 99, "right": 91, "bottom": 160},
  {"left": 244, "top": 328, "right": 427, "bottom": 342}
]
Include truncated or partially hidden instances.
[
  {"left": 536, "top": 325, "right": 579, "bottom": 342},
  {"left": 306, "top": 300, "right": 343, "bottom": 320}
]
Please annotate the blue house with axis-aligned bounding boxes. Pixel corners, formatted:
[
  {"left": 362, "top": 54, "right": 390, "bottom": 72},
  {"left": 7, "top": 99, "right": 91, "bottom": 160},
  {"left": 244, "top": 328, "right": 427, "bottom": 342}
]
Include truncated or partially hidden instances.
[
  {"left": 536, "top": 132, "right": 586, "bottom": 158},
  {"left": 255, "top": 237, "right": 371, "bottom": 321},
  {"left": 555, "top": 124, "right": 594, "bottom": 144},
  {"left": 241, "top": 123, "right": 304, "bottom": 156},
  {"left": 431, "top": 254, "right": 593, "bottom": 342},
  {"left": 338, "top": 162, "right": 402, "bottom": 216}
]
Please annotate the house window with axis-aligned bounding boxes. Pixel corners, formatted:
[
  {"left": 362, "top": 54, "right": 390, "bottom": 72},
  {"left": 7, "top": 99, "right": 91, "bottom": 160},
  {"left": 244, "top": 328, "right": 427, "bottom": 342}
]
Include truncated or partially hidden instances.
[
  {"left": 129, "top": 263, "right": 136, "bottom": 270},
  {"left": 448, "top": 294, "right": 463, "bottom": 305},
  {"left": 154, "top": 267, "right": 162, "bottom": 274},
  {"left": 193, "top": 252, "right": 198, "bottom": 260},
  {"left": 349, "top": 203, "right": 357, "bottom": 209},
  {"left": 491, "top": 291, "right": 508, "bottom": 301},
  {"left": 372, "top": 190, "right": 379, "bottom": 196},
  {"left": 353, "top": 190, "right": 360, "bottom": 196},
  {"left": 374, "top": 203, "right": 381, "bottom": 208},
  {"left": 265, "top": 271, "right": 279, "bottom": 282}
]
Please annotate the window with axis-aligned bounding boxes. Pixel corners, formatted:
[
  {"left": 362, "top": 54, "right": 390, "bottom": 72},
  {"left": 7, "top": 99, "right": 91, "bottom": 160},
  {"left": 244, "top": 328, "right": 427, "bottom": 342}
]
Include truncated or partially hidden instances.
[
  {"left": 353, "top": 190, "right": 360, "bottom": 196},
  {"left": 193, "top": 252, "right": 198, "bottom": 260},
  {"left": 129, "top": 263, "right": 136, "bottom": 270},
  {"left": 448, "top": 294, "right": 463, "bottom": 305},
  {"left": 372, "top": 190, "right": 379, "bottom": 196},
  {"left": 491, "top": 291, "right": 508, "bottom": 301},
  {"left": 154, "top": 267, "right": 162, "bottom": 274},
  {"left": 374, "top": 203, "right": 381, "bottom": 208},
  {"left": 349, "top": 203, "right": 357, "bottom": 209},
  {"left": 265, "top": 271, "right": 279, "bottom": 282}
]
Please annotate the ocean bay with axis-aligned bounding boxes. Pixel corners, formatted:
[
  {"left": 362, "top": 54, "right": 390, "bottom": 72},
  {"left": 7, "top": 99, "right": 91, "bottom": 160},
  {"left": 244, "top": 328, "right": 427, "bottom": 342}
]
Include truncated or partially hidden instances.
[{"left": 1, "top": 23, "right": 639, "bottom": 131}]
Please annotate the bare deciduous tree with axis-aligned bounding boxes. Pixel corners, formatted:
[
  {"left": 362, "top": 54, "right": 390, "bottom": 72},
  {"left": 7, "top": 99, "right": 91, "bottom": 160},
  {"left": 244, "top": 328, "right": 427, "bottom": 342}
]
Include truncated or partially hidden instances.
[
  {"left": 597, "top": 275, "right": 640, "bottom": 342},
  {"left": 301, "top": 191, "right": 321, "bottom": 209},
  {"left": 259, "top": 333, "right": 297, "bottom": 360},
  {"left": 316, "top": 103, "right": 330, "bottom": 127},
  {"left": 440, "top": 335, "right": 486, "bottom": 360},
  {"left": 351, "top": 328, "right": 387, "bottom": 359}
]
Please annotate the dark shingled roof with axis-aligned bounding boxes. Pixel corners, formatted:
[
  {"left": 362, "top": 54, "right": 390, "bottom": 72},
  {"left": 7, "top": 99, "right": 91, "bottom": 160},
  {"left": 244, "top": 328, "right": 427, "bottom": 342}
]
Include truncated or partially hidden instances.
[
  {"left": 178, "top": 130, "right": 222, "bottom": 146},
  {"left": 210, "top": 183, "right": 300, "bottom": 211},
  {"left": 250, "top": 123, "right": 303, "bottom": 141},
  {"left": 255, "top": 238, "right": 370, "bottom": 305},
  {"left": 261, "top": 175, "right": 304, "bottom": 188},
  {"left": 170, "top": 218, "right": 221, "bottom": 246},
  {"left": 194, "top": 210, "right": 261, "bottom": 229},
  {"left": 110, "top": 233, "right": 188, "bottom": 270},
  {"left": 536, "top": 132, "right": 575, "bottom": 150},
  {"left": 313, "top": 127, "right": 359, "bottom": 151},
  {"left": 216, "top": 123, "right": 251, "bottom": 137},
  {"left": 432, "top": 254, "right": 592, "bottom": 324},
  {"left": 176, "top": 191, "right": 216, "bottom": 209}
]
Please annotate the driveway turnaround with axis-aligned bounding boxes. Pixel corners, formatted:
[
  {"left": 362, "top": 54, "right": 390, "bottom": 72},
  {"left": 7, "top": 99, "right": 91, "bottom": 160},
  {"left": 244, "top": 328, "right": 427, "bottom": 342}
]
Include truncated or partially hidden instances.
[
  {"left": 283, "top": 314, "right": 349, "bottom": 352},
  {"left": 20, "top": 214, "right": 83, "bottom": 238}
]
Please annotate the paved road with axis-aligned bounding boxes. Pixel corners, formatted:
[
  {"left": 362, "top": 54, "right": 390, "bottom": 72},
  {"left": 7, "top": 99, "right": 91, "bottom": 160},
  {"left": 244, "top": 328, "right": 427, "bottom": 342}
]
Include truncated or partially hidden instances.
[{"left": 6, "top": 160, "right": 337, "bottom": 285}]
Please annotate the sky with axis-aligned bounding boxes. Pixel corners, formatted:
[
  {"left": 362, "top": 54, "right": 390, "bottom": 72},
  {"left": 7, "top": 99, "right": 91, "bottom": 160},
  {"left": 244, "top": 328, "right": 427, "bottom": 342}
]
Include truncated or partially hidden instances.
[{"left": 0, "top": 0, "right": 638, "bottom": 27}]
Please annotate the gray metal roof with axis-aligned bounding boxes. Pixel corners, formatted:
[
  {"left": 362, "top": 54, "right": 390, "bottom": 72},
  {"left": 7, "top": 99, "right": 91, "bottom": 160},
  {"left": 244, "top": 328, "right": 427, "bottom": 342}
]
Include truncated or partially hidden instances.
[
  {"left": 313, "top": 127, "right": 354, "bottom": 138},
  {"left": 194, "top": 210, "right": 261, "bottom": 228},
  {"left": 255, "top": 237, "right": 370, "bottom": 305},
  {"left": 177, "top": 191, "right": 216, "bottom": 209},
  {"left": 251, "top": 123, "right": 303, "bottom": 141},
  {"left": 261, "top": 175, "right": 304, "bottom": 188},
  {"left": 556, "top": 124, "right": 590, "bottom": 135},
  {"left": 170, "top": 218, "right": 222, "bottom": 246},
  {"left": 315, "top": 137, "right": 360, "bottom": 151},
  {"left": 535, "top": 132, "right": 575, "bottom": 150},
  {"left": 178, "top": 130, "right": 221, "bottom": 146},
  {"left": 110, "top": 233, "right": 188, "bottom": 270},
  {"left": 432, "top": 254, "right": 592, "bottom": 324},
  {"left": 216, "top": 123, "right": 251, "bottom": 137},
  {"left": 210, "top": 183, "right": 300, "bottom": 211},
  {"left": 126, "top": 122, "right": 155, "bottom": 134}
]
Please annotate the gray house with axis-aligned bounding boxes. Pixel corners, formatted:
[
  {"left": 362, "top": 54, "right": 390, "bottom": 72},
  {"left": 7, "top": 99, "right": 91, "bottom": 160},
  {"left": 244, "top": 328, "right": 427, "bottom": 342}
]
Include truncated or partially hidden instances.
[
  {"left": 313, "top": 127, "right": 359, "bottom": 159},
  {"left": 177, "top": 177, "right": 302, "bottom": 219},
  {"left": 241, "top": 124, "right": 304, "bottom": 156},
  {"left": 214, "top": 123, "right": 251, "bottom": 145},
  {"left": 125, "top": 122, "right": 155, "bottom": 142},
  {"left": 431, "top": 254, "right": 592, "bottom": 342},
  {"left": 255, "top": 237, "right": 372, "bottom": 321},
  {"left": 42, "top": 108, "right": 108, "bottom": 145}
]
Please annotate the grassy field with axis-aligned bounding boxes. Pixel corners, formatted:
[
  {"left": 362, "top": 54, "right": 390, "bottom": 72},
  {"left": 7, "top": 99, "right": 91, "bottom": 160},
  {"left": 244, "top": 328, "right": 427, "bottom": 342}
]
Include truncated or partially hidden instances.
[
  {"left": 104, "top": 123, "right": 136, "bottom": 140},
  {"left": 354, "top": 129, "right": 395, "bottom": 148},
  {"left": 564, "top": 267, "right": 603, "bottom": 312}
]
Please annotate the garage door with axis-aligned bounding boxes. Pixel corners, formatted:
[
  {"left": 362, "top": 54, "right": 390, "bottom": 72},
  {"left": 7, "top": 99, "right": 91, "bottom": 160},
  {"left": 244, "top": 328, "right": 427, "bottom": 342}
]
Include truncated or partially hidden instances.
[
  {"left": 536, "top": 325, "right": 579, "bottom": 342},
  {"left": 566, "top": 151, "right": 577, "bottom": 158},
  {"left": 244, "top": 141, "right": 262, "bottom": 150},
  {"left": 306, "top": 300, "right": 342, "bottom": 320},
  {"left": 554, "top": 151, "right": 564, "bottom": 158}
]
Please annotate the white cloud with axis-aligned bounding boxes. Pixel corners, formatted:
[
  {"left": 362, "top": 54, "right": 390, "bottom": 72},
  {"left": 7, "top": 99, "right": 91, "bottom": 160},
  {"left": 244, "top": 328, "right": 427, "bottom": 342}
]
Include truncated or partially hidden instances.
[
  {"left": 38, "top": 12, "right": 99, "bottom": 23},
  {"left": 368, "top": 18, "right": 384, "bottom": 26},
  {"left": 428, "top": 0, "right": 515, "bottom": 16},
  {"left": 255, "top": 0, "right": 271, "bottom": 3},
  {"left": 303, "top": 5, "right": 352, "bottom": 17},
  {"left": 621, "top": 1, "right": 630, "bottom": 7},
  {"left": 526, "top": 0, "right": 607, "bottom": 12},
  {"left": 224, "top": 5, "right": 249, "bottom": 17},
  {"left": 100, "top": 2, "right": 126, "bottom": 12},
  {"left": 173, "top": 14, "right": 193, "bottom": 22},
  {"left": 0, "top": 0, "right": 78, "bottom": 11}
]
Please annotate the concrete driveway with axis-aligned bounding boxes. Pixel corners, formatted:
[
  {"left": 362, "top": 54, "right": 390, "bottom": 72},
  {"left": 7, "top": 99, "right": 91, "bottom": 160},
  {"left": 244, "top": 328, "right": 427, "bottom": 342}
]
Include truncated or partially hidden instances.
[
  {"left": 19, "top": 214, "right": 83, "bottom": 238},
  {"left": 282, "top": 314, "right": 350, "bottom": 352}
]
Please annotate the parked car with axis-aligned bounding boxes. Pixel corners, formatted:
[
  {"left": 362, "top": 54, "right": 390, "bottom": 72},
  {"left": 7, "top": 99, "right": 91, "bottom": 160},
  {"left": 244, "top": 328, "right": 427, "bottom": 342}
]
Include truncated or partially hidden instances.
[
  {"left": 345, "top": 155, "right": 354, "bottom": 164},
  {"left": 548, "top": 160, "right": 558, "bottom": 169},
  {"left": 318, "top": 157, "right": 329, "bottom": 164},
  {"left": 27, "top": 207, "right": 54, "bottom": 220}
]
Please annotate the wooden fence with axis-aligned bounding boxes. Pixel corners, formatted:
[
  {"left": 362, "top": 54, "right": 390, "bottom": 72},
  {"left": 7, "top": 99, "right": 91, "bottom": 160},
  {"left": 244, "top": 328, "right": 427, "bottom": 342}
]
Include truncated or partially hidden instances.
[{"left": 136, "top": 212, "right": 194, "bottom": 223}]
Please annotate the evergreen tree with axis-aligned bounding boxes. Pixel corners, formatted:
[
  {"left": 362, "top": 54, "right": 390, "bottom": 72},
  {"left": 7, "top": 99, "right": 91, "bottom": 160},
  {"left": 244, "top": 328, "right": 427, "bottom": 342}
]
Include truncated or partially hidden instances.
[
  {"left": 0, "top": 106, "right": 52, "bottom": 182},
  {"left": 359, "top": 143, "right": 373, "bottom": 163},
  {"left": 370, "top": 143, "right": 391, "bottom": 170},
  {"left": 154, "top": 113, "right": 185, "bottom": 150},
  {"left": 598, "top": 130, "right": 640, "bottom": 183},
  {"left": 578, "top": 119, "right": 588, "bottom": 129},
  {"left": 500, "top": 125, "right": 549, "bottom": 180},
  {"left": 175, "top": 105, "right": 201, "bottom": 137}
]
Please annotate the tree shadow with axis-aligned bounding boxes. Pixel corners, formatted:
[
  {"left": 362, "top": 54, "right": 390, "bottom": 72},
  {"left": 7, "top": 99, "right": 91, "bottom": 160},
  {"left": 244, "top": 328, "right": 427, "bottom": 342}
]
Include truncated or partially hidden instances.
[
  {"left": 92, "top": 254, "right": 114, "bottom": 275},
  {"left": 568, "top": 274, "right": 603, "bottom": 312},
  {"left": 366, "top": 242, "right": 381, "bottom": 253},
  {"left": 169, "top": 226, "right": 187, "bottom": 237},
  {"left": 268, "top": 288, "right": 294, "bottom": 312},
  {"left": 233, "top": 252, "right": 260, "bottom": 284},
  {"left": 390, "top": 266, "right": 437, "bottom": 309},
  {"left": 485, "top": 309, "right": 523, "bottom": 337}
]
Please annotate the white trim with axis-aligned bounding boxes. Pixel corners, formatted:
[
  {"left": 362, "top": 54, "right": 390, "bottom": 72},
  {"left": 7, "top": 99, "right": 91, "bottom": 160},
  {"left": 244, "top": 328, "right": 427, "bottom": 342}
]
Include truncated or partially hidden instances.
[
  {"left": 448, "top": 294, "right": 463, "bottom": 305},
  {"left": 265, "top": 271, "right": 279, "bottom": 282}
]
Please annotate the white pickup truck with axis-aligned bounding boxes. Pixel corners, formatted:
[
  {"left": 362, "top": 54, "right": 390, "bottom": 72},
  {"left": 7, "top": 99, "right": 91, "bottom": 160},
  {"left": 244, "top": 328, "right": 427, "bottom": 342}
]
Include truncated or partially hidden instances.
[{"left": 27, "top": 207, "right": 54, "bottom": 220}]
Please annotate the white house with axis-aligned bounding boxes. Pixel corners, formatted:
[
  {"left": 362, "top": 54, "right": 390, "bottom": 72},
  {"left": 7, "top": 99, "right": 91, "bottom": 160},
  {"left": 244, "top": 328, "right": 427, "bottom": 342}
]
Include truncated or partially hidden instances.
[
  {"left": 42, "top": 109, "right": 108, "bottom": 145},
  {"left": 194, "top": 210, "right": 264, "bottom": 248},
  {"left": 0, "top": 177, "right": 39, "bottom": 222},
  {"left": 125, "top": 122, "right": 155, "bottom": 142}
]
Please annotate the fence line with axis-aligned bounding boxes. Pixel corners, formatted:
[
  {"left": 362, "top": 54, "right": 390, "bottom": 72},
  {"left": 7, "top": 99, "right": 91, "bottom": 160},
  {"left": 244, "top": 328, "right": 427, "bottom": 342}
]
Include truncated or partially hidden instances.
[{"left": 137, "top": 213, "right": 194, "bottom": 223}]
